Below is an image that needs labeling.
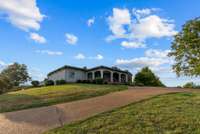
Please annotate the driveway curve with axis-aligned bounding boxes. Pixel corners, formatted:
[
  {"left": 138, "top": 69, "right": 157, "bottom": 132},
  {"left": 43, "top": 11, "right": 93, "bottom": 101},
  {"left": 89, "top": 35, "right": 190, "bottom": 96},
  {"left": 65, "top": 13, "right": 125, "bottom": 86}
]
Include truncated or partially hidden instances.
[{"left": 0, "top": 87, "right": 186, "bottom": 134}]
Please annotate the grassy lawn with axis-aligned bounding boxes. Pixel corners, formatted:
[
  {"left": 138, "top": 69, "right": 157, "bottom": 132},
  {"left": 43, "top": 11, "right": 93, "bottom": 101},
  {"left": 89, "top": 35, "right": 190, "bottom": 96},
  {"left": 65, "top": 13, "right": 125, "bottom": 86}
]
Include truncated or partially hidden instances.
[
  {"left": 46, "top": 92, "right": 200, "bottom": 134},
  {"left": 0, "top": 84, "right": 127, "bottom": 113}
]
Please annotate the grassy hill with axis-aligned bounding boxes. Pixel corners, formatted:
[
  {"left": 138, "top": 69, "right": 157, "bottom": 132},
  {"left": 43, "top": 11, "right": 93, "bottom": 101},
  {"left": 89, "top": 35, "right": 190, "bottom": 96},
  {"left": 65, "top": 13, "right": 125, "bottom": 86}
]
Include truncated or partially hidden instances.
[
  {"left": 46, "top": 92, "right": 200, "bottom": 134},
  {"left": 0, "top": 84, "right": 127, "bottom": 113}
]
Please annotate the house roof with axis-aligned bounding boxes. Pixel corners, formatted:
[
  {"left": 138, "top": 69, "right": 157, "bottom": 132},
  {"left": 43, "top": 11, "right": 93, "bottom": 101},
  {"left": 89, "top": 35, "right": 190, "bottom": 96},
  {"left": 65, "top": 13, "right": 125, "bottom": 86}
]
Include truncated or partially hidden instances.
[
  {"left": 87, "top": 66, "right": 132, "bottom": 75},
  {"left": 48, "top": 65, "right": 132, "bottom": 76},
  {"left": 47, "top": 65, "right": 86, "bottom": 76}
]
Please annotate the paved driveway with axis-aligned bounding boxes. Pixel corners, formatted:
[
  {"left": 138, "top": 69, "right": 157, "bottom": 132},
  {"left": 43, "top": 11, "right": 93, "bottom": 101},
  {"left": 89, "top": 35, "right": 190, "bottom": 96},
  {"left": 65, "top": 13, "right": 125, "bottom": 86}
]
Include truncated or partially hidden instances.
[{"left": 0, "top": 87, "right": 186, "bottom": 134}]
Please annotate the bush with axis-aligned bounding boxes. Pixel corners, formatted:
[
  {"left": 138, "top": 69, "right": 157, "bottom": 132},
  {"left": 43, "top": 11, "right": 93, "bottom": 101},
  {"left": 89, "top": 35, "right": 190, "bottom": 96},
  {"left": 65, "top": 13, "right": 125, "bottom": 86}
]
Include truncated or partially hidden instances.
[
  {"left": 31, "top": 80, "right": 40, "bottom": 87},
  {"left": 134, "top": 67, "right": 165, "bottom": 87},
  {"left": 183, "top": 82, "right": 196, "bottom": 88},
  {"left": 83, "top": 80, "right": 90, "bottom": 83},
  {"left": 77, "top": 80, "right": 82, "bottom": 83},
  {"left": 45, "top": 80, "right": 54, "bottom": 86},
  {"left": 129, "top": 82, "right": 135, "bottom": 86},
  {"left": 95, "top": 78, "right": 104, "bottom": 84},
  {"left": 56, "top": 80, "right": 66, "bottom": 85},
  {"left": 103, "top": 81, "right": 108, "bottom": 84},
  {"left": 137, "top": 83, "right": 145, "bottom": 86}
]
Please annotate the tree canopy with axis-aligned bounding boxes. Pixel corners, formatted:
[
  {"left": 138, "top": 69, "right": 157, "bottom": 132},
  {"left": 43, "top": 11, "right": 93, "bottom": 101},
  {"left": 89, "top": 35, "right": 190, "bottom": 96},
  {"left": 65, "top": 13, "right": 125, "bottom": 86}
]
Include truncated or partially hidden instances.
[
  {"left": 1, "top": 62, "right": 31, "bottom": 86},
  {"left": 134, "top": 67, "right": 165, "bottom": 87},
  {"left": 0, "top": 63, "right": 31, "bottom": 93},
  {"left": 169, "top": 17, "right": 200, "bottom": 76}
]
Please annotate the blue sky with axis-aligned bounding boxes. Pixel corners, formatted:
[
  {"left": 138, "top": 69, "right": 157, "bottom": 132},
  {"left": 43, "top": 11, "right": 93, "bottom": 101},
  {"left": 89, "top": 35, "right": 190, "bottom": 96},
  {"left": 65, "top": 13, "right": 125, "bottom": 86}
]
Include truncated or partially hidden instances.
[{"left": 0, "top": 0, "right": 199, "bottom": 86}]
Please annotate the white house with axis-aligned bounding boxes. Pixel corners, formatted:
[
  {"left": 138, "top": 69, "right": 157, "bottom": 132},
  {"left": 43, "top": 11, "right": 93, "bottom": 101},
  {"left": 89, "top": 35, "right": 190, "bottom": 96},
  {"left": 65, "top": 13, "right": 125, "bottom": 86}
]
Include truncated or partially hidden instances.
[{"left": 48, "top": 65, "right": 132, "bottom": 83}]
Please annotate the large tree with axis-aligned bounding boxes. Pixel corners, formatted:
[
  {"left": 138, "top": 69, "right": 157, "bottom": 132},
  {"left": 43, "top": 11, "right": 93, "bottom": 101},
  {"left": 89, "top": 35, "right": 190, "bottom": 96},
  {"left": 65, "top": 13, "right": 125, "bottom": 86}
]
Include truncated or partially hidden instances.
[
  {"left": 0, "top": 75, "right": 12, "bottom": 93},
  {"left": 169, "top": 17, "right": 200, "bottom": 76},
  {"left": 134, "top": 67, "right": 165, "bottom": 87},
  {"left": 1, "top": 63, "right": 31, "bottom": 86}
]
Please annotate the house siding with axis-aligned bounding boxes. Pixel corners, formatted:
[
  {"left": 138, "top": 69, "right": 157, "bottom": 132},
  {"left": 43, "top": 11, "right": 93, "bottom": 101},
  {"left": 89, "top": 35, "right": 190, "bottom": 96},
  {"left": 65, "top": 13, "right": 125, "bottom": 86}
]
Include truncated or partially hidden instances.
[
  {"left": 48, "top": 69, "right": 66, "bottom": 81},
  {"left": 65, "top": 68, "right": 86, "bottom": 82},
  {"left": 48, "top": 68, "right": 86, "bottom": 82}
]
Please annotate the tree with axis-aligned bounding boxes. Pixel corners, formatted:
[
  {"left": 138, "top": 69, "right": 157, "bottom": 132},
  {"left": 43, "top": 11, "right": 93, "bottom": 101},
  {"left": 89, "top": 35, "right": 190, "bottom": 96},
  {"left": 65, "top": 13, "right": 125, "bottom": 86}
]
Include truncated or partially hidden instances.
[
  {"left": 1, "top": 63, "right": 31, "bottom": 86},
  {"left": 0, "top": 75, "right": 12, "bottom": 94},
  {"left": 183, "top": 82, "right": 196, "bottom": 88},
  {"left": 31, "top": 80, "right": 40, "bottom": 87},
  {"left": 168, "top": 17, "right": 200, "bottom": 76},
  {"left": 45, "top": 80, "right": 54, "bottom": 86},
  {"left": 134, "top": 67, "right": 165, "bottom": 87}
]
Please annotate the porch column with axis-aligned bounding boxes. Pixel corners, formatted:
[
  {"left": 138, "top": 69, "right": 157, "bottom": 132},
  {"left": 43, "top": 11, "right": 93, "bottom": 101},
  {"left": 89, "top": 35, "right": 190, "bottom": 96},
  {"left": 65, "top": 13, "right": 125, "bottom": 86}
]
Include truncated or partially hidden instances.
[
  {"left": 92, "top": 71, "right": 95, "bottom": 80},
  {"left": 100, "top": 70, "right": 103, "bottom": 79},
  {"left": 111, "top": 72, "right": 113, "bottom": 83},
  {"left": 119, "top": 73, "right": 122, "bottom": 83},
  {"left": 126, "top": 74, "right": 128, "bottom": 83}
]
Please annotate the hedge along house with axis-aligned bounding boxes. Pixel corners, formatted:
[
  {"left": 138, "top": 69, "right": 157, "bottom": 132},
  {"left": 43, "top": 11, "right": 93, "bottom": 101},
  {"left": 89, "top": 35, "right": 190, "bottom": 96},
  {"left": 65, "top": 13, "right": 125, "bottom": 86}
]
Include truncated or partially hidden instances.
[{"left": 48, "top": 65, "right": 132, "bottom": 84}]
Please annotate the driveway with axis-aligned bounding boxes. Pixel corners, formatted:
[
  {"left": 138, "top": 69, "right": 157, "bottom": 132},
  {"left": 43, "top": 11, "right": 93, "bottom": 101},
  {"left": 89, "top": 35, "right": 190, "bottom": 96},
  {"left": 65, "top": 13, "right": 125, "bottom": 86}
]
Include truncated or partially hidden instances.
[{"left": 0, "top": 87, "right": 186, "bottom": 134}]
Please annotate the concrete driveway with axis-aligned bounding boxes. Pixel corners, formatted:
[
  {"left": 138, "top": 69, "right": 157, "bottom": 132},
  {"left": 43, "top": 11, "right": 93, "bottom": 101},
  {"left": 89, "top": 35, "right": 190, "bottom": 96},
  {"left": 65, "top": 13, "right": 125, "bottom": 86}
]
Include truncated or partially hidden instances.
[{"left": 0, "top": 87, "right": 186, "bottom": 134}]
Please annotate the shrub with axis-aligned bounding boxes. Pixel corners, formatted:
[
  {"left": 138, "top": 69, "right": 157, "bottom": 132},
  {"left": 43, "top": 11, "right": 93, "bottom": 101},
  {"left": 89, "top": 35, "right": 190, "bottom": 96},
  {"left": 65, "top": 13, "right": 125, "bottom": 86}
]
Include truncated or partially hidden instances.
[
  {"left": 91, "top": 80, "right": 96, "bottom": 84},
  {"left": 77, "top": 80, "right": 92, "bottom": 84},
  {"left": 82, "top": 80, "right": 89, "bottom": 83},
  {"left": 31, "top": 80, "right": 40, "bottom": 87},
  {"left": 104, "top": 81, "right": 108, "bottom": 84},
  {"left": 45, "top": 80, "right": 54, "bottom": 86},
  {"left": 134, "top": 67, "right": 165, "bottom": 87},
  {"left": 56, "top": 80, "right": 66, "bottom": 85},
  {"left": 183, "top": 82, "right": 196, "bottom": 88},
  {"left": 77, "top": 80, "right": 82, "bottom": 83},
  {"left": 136, "top": 82, "right": 144, "bottom": 86},
  {"left": 95, "top": 78, "right": 104, "bottom": 84}
]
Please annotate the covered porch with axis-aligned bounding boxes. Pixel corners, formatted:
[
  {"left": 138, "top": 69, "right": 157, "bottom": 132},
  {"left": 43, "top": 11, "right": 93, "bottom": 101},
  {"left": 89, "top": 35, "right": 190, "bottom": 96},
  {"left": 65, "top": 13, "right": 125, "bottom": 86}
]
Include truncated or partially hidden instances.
[{"left": 87, "top": 69, "right": 129, "bottom": 83}]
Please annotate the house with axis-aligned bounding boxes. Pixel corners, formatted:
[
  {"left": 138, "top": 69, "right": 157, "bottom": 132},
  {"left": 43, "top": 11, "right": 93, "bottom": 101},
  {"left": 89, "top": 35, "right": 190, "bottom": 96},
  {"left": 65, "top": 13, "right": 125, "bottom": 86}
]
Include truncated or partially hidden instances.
[{"left": 47, "top": 65, "right": 132, "bottom": 83}]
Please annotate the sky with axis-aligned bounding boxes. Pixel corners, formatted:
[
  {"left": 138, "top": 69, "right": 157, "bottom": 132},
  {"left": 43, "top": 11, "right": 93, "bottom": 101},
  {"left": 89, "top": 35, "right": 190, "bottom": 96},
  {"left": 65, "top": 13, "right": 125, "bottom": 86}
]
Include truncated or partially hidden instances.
[{"left": 0, "top": 0, "right": 200, "bottom": 87}]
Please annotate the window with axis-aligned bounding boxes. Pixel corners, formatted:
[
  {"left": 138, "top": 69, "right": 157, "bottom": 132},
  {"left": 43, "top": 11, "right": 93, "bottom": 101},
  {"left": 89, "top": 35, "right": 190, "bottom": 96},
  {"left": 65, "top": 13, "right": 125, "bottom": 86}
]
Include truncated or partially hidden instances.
[{"left": 69, "top": 72, "right": 75, "bottom": 79}]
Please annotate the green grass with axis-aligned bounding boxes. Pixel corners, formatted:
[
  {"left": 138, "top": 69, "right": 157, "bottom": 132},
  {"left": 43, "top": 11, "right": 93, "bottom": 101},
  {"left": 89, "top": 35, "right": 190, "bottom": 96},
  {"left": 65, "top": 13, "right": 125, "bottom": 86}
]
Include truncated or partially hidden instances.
[
  {"left": 0, "top": 84, "right": 127, "bottom": 113},
  {"left": 46, "top": 92, "right": 200, "bottom": 134}
]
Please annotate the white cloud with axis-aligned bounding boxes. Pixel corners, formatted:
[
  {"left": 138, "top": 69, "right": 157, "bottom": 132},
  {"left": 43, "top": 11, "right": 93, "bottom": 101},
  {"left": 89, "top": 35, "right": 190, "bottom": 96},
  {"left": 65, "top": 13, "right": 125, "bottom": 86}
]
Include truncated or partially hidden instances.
[
  {"left": 133, "top": 8, "right": 152, "bottom": 16},
  {"left": 0, "top": 60, "right": 6, "bottom": 72},
  {"left": 116, "top": 49, "right": 173, "bottom": 69},
  {"left": 108, "top": 8, "right": 131, "bottom": 37},
  {"left": 121, "top": 41, "right": 146, "bottom": 49},
  {"left": 89, "top": 54, "right": 104, "bottom": 60},
  {"left": 0, "top": 0, "right": 45, "bottom": 31},
  {"left": 36, "top": 50, "right": 63, "bottom": 56},
  {"left": 132, "top": 8, "right": 159, "bottom": 19},
  {"left": 145, "top": 49, "right": 171, "bottom": 58},
  {"left": 107, "top": 8, "right": 177, "bottom": 48},
  {"left": 116, "top": 57, "right": 170, "bottom": 68},
  {"left": 0, "top": 60, "right": 14, "bottom": 72},
  {"left": 65, "top": 33, "right": 78, "bottom": 45},
  {"left": 74, "top": 53, "right": 85, "bottom": 60},
  {"left": 29, "top": 67, "right": 45, "bottom": 81},
  {"left": 0, "top": 60, "right": 6, "bottom": 66},
  {"left": 87, "top": 17, "right": 95, "bottom": 27},
  {"left": 96, "top": 54, "right": 104, "bottom": 60},
  {"left": 30, "top": 33, "right": 46, "bottom": 44},
  {"left": 75, "top": 53, "right": 104, "bottom": 60},
  {"left": 130, "top": 15, "right": 177, "bottom": 39}
]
